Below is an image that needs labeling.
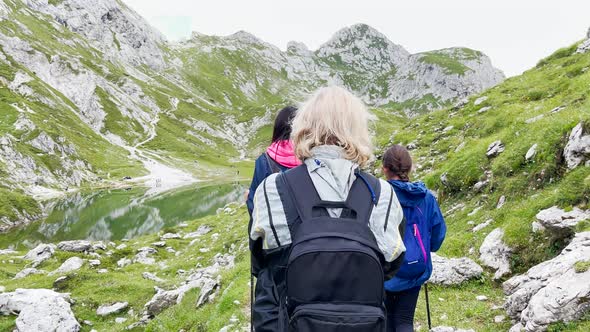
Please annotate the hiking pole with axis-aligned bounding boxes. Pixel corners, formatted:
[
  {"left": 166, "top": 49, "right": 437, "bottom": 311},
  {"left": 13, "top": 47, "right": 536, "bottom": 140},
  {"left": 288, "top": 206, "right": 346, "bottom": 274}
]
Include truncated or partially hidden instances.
[
  {"left": 250, "top": 274, "right": 254, "bottom": 332},
  {"left": 424, "top": 283, "right": 432, "bottom": 330}
]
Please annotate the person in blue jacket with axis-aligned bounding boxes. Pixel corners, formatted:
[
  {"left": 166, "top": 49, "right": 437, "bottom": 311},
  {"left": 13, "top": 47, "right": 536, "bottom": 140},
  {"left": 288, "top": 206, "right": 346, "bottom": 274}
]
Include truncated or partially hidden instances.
[
  {"left": 246, "top": 105, "right": 300, "bottom": 332},
  {"left": 381, "top": 144, "right": 446, "bottom": 332}
]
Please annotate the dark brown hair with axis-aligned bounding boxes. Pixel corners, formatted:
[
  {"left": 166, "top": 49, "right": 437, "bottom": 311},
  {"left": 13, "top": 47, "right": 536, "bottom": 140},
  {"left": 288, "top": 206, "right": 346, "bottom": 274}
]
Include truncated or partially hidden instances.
[{"left": 383, "top": 144, "right": 413, "bottom": 181}]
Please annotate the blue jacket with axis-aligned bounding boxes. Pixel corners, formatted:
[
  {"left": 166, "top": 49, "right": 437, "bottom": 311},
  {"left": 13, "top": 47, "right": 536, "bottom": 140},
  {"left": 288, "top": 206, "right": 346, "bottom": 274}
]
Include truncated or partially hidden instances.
[
  {"left": 247, "top": 153, "right": 290, "bottom": 332},
  {"left": 384, "top": 180, "right": 446, "bottom": 292},
  {"left": 247, "top": 153, "right": 290, "bottom": 218}
]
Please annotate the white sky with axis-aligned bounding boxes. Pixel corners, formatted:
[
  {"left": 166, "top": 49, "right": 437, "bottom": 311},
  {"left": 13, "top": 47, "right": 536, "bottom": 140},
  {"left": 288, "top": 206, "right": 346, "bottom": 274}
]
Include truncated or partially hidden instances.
[{"left": 123, "top": 0, "right": 590, "bottom": 77}]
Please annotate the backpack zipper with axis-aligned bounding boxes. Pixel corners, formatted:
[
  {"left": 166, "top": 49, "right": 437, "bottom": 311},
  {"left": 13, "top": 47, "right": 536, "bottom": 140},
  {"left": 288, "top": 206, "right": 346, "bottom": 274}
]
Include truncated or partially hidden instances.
[{"left": 414, "top": 224, "right": 428, "bottom": 262}]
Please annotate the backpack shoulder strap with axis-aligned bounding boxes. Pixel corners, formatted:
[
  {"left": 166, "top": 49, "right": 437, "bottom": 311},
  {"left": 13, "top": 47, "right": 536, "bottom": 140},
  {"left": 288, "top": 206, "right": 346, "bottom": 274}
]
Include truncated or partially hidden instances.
[
  {"left": 345, "top": 171, "right": 381, "bottom": 222},
  {"left": 280, "top": 164, "right": 322, "bottom": 221}
]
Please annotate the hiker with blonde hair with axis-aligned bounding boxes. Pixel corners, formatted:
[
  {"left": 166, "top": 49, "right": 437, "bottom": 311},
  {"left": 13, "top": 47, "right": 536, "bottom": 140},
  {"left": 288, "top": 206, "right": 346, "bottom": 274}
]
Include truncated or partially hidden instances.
[{"left": 249, "top": 86, "right": 406, "bottom": 331}]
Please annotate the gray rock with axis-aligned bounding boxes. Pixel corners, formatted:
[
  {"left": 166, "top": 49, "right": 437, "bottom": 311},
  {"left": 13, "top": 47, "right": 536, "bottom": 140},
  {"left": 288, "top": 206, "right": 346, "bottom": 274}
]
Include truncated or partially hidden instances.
[
  {"left": 91, "top": 242, "right": 107, "bottom": 251},
  {"left": 474, "top": 96, "right": 488, "bottom": 106},
  {"left": 535, "top": 206, "right": 590, "bottom": 238},
  {"left": 115, "top": 317, "right": 127, "bottom": 323},
  {"left": 117, "top": 257, "right": 131, "bottom": 268},
  {"left": 563, "top": 122, "right": 590, "bottom": 169},
  {"left": 53, "top": 275, "right": 71, "bottom": 290},
  {"left": 479, "top": 228, "right": 512, "bottom": 280},
  {"left": 96, "top": 302, "right": 128, "bottom": 316},
  {"left": 429, "top": 253, "right": 483, "bottom": 285},
  {"left": 494, "top": 315, "right": 505, "bottom": 323},
  {"left": 151, "top": 241, "right": 166, "bottom": 248},
  {"left": 577, "top": 27, "right": 590, "bottom": 53},
  {"left": 161, "top": 233, "right": 181, "bottom": 240},
  {"left": 183, "top": 225, "right": 212, "bottom": 239},
  {"left": 134, "top": 247, "right": 157, "bottom": 265},
  {"left": 144, "top": 253, "right": 235, "bottom": 315},
  {"left": 24, "top": 243, "right": 56, "bottom": 267},
  {"left": 503, "top": 232, "right": 590, "bottom": 331},
  {"left": 476, "top": 295, "right": 488, "bottom": 301},
  {"left": 196, "top": 277, "right": 220, "bottom": 308},
  {"left": 430, "top": 327, "right": 475, "bottom": 332},
  {"left": 486, "top": 140, "right": 505, "bottom": 158},
  {"left": 89, "top": 259, "right": 101, "bottom": 267},
  {"left": 0, "top": 289, "right": 80, "bottom": 331},
  {"left": 0, "top": 286, "right": 5, "bottom": 292},
  {"left": 473, "top": 219, "right": 493, "bottom": 232},
  {"left": 142, "top": 272, "right": 164, "bottom": 283},
  {"left": 497, "top": 195, "right": 506, "bottom": 209},
  {"left": 50, "top": 257, "right": 84, "bottom": 275},
  {"left": 57, "top": 240, "right": 92, "bottom": 252},
  {"left": 14, "top": 267, "right": 45, "bottom": 279},
  {"left": 525, "top": 144, "right": 538, "bottom": 161},
  {"left": 0, "top": 249, "right": 17, "bottom": 255}
]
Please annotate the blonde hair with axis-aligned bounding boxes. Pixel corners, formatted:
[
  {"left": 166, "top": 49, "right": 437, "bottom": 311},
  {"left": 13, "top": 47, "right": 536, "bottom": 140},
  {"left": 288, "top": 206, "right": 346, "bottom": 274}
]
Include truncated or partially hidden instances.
[{"left": 292, "top": 86, "right": 373, "bottom": 167}]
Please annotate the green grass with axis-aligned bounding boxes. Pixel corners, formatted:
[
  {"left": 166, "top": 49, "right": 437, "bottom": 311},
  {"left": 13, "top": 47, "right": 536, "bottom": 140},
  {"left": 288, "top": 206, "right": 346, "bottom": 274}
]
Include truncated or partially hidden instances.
[
  {"left": 574, "top": 260, "right": 590, "bottom": 273},
  {"left": 418, "top": 50, "right": 472, "bottom": 75}
]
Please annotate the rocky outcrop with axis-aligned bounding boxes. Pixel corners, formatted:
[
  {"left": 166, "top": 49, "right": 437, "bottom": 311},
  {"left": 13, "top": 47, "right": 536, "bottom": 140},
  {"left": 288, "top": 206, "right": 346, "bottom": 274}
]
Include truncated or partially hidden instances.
[
  {"left": 534, "top": 206, "right": 590, "bottom": 238},
  {"left": 563, "top": 122, "right": 590, "bottom": 169},
  {"left": 503, "top": 232, "right": 590, "bottom": 331},
  {"left": 486, "top": 140, "right": 505, "bottom": 158},
  {"left": 577, "top": 27, "right": 590, "bottom": 53},
  {"left": 0, "top": 288, "right": 80, "bottom": 332},
  {"left": 96, "top": 302, "right": 128, "bottom": 316},
  {"left": 49, "top": 257, "right": 84, "bottom": 275},
  {"left": 24, "top": 243, "right": 56, "bottom": 267},
  {"left": 145, "top": 253, "right": 234, "bottom": 315},
  {"left": 429, "top": 253, "right": 483, "bottom": 285},
  {"left": 479, "top": 228, "right": 512, "bottom": 280},
  {"left": 57, "top": 240, "right": 92, "bottom": 253}
]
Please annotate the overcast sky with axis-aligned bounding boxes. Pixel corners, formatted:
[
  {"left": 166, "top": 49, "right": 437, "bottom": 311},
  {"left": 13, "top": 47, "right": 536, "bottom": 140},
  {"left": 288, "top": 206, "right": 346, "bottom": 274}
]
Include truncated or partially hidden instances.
[{"left": 123, "top": 0, "right": 589, "bottom": 77}]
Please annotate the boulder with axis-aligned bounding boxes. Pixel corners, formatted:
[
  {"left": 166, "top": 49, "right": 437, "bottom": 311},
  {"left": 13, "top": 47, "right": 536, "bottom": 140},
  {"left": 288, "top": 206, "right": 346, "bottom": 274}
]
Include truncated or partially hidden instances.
[
  {"left": 14, "top": 267, "right": 45, "bottom": 279},
  {"left": 134, "top": 247, "right": 157, "bottom": 265},
  {"left": 496, "top": 195, "right": 506, "bottom": 209},
  {"left": 57, "top": 240, "right": 92, "bottom": 253},
  {"left": 24, "top": 243, "right": 56, "bottom": 267},
  {"left": 431, "top": 327, "right": 475, "bottom": 332},
  {"left": 479, "top": 228, "right": 512, "bottom": 279},
  {"left": 525, "top": 144, "right": 537, "bottom": 161},
  {"left": 0, "top": 289, "right": 80, "bottom": 332},
  {"left": 503, "top": 232, "right": 590, "bottom": 331},
  {"left": 429, "top": 253, "right": 483, "bottom": 285},
  {"left": 160, "top": 233, "right": 181, "bottom": 240},
  {"left": 535, "top": 206, "right": 590, "bottom": 238},
  {"left": 183, "top": 225, "right": 212, "bottom": 239},
  {"left": 50, "top": 257, "right": 84, "bottom": 275},
  {"left": 96, "top": 302, "right": 128, "bottom": 316},
  {"left": 142, "top": 272, "right": 164, "bottom": 283},
  {"left": 117, "top": 257, "right": 132, "bottom": 268},
  {"left": 563, "top": 122, "right": 590, "bottom": 169},
  {"left": 486, "top": 140, "right": 505, "bottom": 158}
]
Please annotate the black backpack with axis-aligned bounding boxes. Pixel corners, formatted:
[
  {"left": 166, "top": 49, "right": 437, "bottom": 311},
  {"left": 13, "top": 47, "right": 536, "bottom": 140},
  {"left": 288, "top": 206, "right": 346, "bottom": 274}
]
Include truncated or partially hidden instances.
[{"left": 278, "top": 165, "right": 387, "bottom": 332}]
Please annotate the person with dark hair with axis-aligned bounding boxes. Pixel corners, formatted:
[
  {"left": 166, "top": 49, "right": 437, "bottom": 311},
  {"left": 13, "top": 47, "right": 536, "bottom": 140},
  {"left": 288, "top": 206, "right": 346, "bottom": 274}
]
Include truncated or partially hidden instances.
[
  {"left": 246, "top": 106, "right": 300, "bottom": 216},
  {"left": 381, "top": 144, "right": 447, "bottom": 332},
  {"left": 246, "top": 105, "right": 300, "bottom": 332}
]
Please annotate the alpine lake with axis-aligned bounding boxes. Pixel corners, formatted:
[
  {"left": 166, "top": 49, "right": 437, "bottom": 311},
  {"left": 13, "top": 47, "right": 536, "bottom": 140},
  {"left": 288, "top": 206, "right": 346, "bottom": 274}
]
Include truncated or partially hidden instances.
[{"left": 0, "top": 182, "right": 246, "bottom": 250}]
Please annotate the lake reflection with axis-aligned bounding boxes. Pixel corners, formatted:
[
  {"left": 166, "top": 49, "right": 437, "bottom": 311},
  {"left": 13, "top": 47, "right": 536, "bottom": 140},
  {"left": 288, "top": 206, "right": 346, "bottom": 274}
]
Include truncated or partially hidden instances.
[{"left": 1, "top": 183, "right": 245, "bottom": 249}]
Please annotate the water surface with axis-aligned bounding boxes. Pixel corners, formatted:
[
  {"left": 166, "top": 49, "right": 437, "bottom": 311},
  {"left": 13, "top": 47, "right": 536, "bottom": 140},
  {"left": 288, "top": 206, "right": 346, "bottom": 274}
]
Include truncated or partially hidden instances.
[{"left": 0, "top": 183, "right": 245, "bottom": 250}]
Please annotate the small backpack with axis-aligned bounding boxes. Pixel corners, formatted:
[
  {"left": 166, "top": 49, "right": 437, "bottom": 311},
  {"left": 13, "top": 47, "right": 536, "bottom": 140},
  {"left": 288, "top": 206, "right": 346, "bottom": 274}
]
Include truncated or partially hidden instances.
[
  {"left": 278, "top": 165, "right": 387, "bottom": 332},
  {"left": 395, "top": 205, "right": 430, "bottom": 279}
]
